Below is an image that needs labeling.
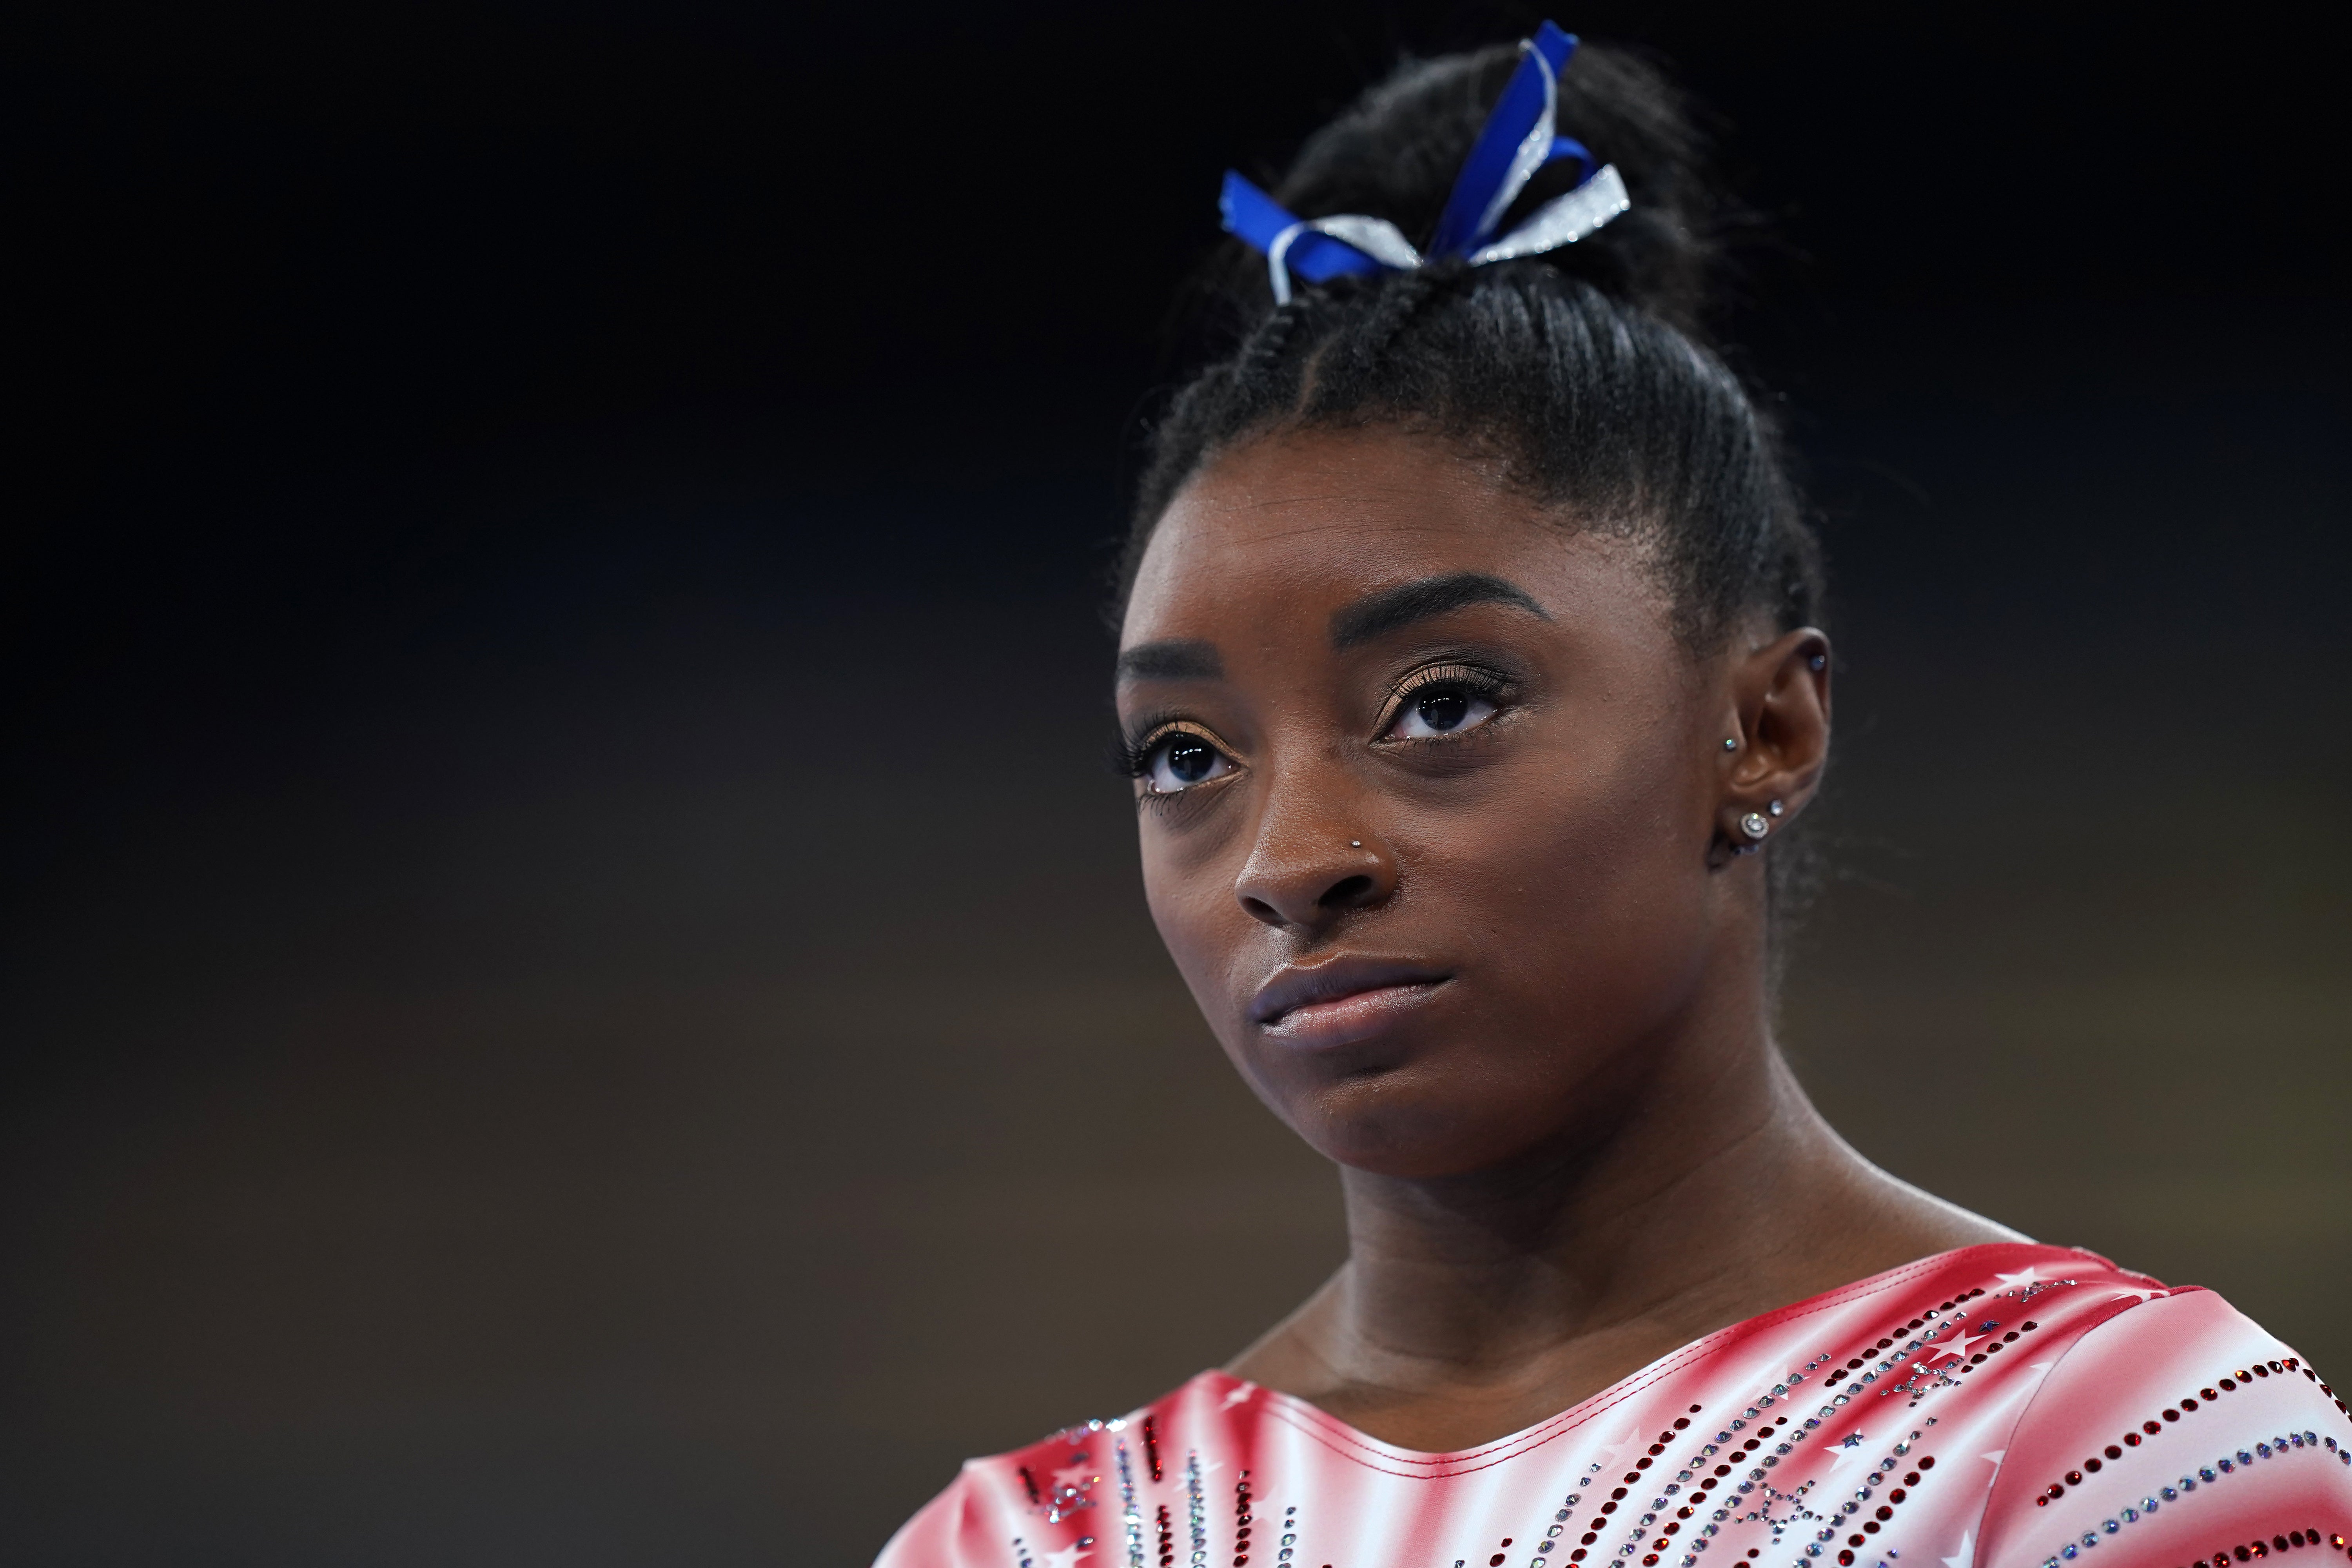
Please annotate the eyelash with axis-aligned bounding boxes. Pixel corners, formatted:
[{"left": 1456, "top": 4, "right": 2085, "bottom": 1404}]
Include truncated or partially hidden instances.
[
  {"left": 1376, "top": 661, "right": 1516, "bottom": 737},
  {"left": 1110, "top": 719, "right": 1219, "bottom": 780},
  {"left": 1112, "top": 658, "right": 1519, "bottom": 796}
]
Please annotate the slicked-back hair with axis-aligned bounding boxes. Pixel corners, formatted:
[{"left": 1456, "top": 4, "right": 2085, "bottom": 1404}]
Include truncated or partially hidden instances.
[{"left": 1117, "top": 38, "right": 1830, "bottom": 943}]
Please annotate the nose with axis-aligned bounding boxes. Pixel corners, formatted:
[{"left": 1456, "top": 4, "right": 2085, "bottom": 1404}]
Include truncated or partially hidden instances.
[{"left": 1231, "top": 781, "right": 1397, "bottom": 931}]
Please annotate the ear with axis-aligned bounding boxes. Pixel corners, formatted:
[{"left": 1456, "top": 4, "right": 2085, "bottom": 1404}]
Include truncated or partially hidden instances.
[{"left": 1715, "top": 626, "right": 1831, "bottom": 853}]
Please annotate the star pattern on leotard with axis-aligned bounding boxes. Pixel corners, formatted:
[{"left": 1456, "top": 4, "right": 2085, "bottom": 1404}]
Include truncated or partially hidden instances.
[
  {"left": 1736, "top": 1475, "right": 1827, "bottom": 1540},
  {"left": 1596, "top": 1425, "right": 1645, "bottom": 1470},
  {"left": 1043, "top": 1455, "right": 1098, "bottom": 1523},
  {"left": 1820, "top": 1433, "right": 1869, "bottom": 1471}
]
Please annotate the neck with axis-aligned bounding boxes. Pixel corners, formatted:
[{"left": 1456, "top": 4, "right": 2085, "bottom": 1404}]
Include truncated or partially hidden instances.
[
  {"left": 1333, "top": 1040, "right": 1848, "bottom": 1371},
  {"left": 1228, "top": 985, "right": 2019, "bottom": 1450}
]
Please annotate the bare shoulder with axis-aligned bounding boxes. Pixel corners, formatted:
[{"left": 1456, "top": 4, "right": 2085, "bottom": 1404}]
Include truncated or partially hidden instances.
[
  {"left": 1848, "top": 1160, "right": 2034, "bottom": 1256},
  {"left": 1222, "top": 1267, "right": 1345, "bottom": 1390},
  {"left": 1737, "top": 1139, "right": 2033, "bottom": 1319}
]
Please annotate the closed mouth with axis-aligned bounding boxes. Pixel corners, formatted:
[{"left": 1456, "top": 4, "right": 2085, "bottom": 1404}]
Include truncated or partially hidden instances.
[{"left": 1249, "top": 956, "right": 1453, "bottom": 1029}]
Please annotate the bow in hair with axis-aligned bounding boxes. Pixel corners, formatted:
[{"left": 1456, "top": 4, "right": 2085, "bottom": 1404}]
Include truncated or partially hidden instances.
[{"left": 1220, "top": 22, "right": 1630, "bottom": 305}]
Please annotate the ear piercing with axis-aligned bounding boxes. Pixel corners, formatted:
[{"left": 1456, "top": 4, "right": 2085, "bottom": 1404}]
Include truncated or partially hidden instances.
[
  {"left": 1739, "top": 811, "right": 1771, "bottom": 841},
  {"left": 1768, "top": 799, "right": 1784, "bottom": 817},
  {"left": 1350, "top": 840, "right": 1362, "bottom": 848},
  {"left": 1722, "top": 737, "right": 1739, "bottom": 751},
  {"left": 1809, "top": 653, "right": 1827, "bottom": 671}
]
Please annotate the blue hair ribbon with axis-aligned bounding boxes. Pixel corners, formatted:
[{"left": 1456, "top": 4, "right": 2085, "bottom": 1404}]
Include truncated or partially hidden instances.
[
  {"left": 1217, "top": 172, "right": 1392, "bottom": 290},
  {"left": 1221, "top": 19, "right": 1630, "bottom": 305},
  {"left": 1429, "top": 20, "right": 1586, "bottom": 256}
]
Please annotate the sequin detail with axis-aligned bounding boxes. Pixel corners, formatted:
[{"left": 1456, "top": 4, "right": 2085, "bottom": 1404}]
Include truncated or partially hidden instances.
[
  {"left": 2042, "top": 1429, "right": 2338, "bottom": 1558},
  {"left": 2037, "top": 1361, "right": 2314, "bottom": 1503}
]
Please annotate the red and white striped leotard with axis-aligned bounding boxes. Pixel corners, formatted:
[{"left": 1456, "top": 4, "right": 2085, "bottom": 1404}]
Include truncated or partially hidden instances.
[{"left": 878, "top": 1245, "right": 2352, "bottom": 1568}]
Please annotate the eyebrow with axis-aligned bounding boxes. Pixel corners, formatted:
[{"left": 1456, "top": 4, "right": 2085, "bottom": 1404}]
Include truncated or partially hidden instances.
[
  {"left": 1115, "top": 638, "right": 1224, "bottom": 682},
  {"left": 1329, "top": 572, "right": 1551, "bottom": 650}
]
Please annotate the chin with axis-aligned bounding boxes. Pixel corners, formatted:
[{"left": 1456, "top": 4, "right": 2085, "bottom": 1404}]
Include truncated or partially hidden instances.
[{"left": 1282, "top": 1065, "right": 1574, "bottom": 1180}]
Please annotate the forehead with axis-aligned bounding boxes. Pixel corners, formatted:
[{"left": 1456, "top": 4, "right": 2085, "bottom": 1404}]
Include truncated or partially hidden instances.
[{"left": 1123, "top": 429, "right": 1642, "bottom": 645}]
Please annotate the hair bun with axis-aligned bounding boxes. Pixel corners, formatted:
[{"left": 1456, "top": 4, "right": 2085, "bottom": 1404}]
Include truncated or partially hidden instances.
[{"left": 1255, "top": 40, "right": 1718, "bottom": 336}]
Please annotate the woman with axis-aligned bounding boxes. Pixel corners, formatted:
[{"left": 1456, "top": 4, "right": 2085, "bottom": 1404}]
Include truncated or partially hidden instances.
[{"left": 879, "top": 25, "right": 2351, "bottom": 1568}]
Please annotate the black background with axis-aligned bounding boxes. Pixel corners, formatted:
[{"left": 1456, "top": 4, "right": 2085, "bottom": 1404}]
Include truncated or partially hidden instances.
[{"left": 5, "top": 3, "right": 2347, "bottom": 1563}]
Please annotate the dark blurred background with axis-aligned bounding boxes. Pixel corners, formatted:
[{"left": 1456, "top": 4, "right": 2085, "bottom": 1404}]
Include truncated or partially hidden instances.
[{"left": 4, "top": 1, "right": 2347, "bottom": 1562}]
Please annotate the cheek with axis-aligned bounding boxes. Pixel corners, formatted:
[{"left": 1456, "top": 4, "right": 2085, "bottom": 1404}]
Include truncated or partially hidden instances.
[
  {"left": 1138, "top": 818, "right": 1250, "bottom": 1016},
  {"left": 1403, "top": 725, "right": 1720, "bottom": 1065},
  {"left": 1432, "top": 723, "right": 1706, "bottom": 925},
  {"left": 1138, "top": 810, "right": 1309, "bottom": 1119},
  {"left": 1282, "top": 760, "right": 1714, "bottom": 1175}
]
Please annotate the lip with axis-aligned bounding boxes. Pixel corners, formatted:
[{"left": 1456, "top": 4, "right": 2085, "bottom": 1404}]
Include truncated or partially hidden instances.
[{"left": 1249, "top": 955, "right": 1453, "bottom": 1047}]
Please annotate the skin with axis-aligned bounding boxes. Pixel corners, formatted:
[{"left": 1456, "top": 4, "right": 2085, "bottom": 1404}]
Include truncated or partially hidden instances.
[{"left": 1115, "top": 427, "right": 2022, "bottom": 1456}]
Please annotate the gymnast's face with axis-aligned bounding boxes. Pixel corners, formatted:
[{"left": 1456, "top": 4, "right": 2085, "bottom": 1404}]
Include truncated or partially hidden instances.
[{"left": 1117, "top": 428, "right": 1821, "bottom": 1179}]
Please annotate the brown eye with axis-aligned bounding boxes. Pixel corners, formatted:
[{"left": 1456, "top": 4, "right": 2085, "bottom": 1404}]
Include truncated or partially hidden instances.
[
  {"left": 1163, "top": 735, "right": 1216, "bottom": 781},
  {"left": 1386, "top": 680, "right": 1498, "bottom": 740},
  {"left": 1143, "top": 731, "right": 1233, "bottom": 793},
  {"left": 1416, "top": 691, "right": 1470, "bottom": 731}
]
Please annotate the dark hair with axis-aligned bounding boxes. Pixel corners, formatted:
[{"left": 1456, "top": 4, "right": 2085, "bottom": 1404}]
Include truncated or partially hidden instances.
[{"left": 1118, "top": 37, "right": 1829, "bottom": 936}]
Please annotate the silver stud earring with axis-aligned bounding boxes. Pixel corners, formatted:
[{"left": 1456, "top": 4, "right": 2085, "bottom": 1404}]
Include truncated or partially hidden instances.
[
  {"left": 1350, "top": 840, "right": 1362, "bottom": 848},
  {"left": 1722, "top": 737, "right": 1739, "bottom": 751},
  {"left": 1739, "top": 811, "right": 1771, "bottom": 841},
  {"left": 1768, "top": 799, "right": 1784, "bottom": 817},
  {"left": 1809, "top": 653, "right": 1827, "bottom": 671}
]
